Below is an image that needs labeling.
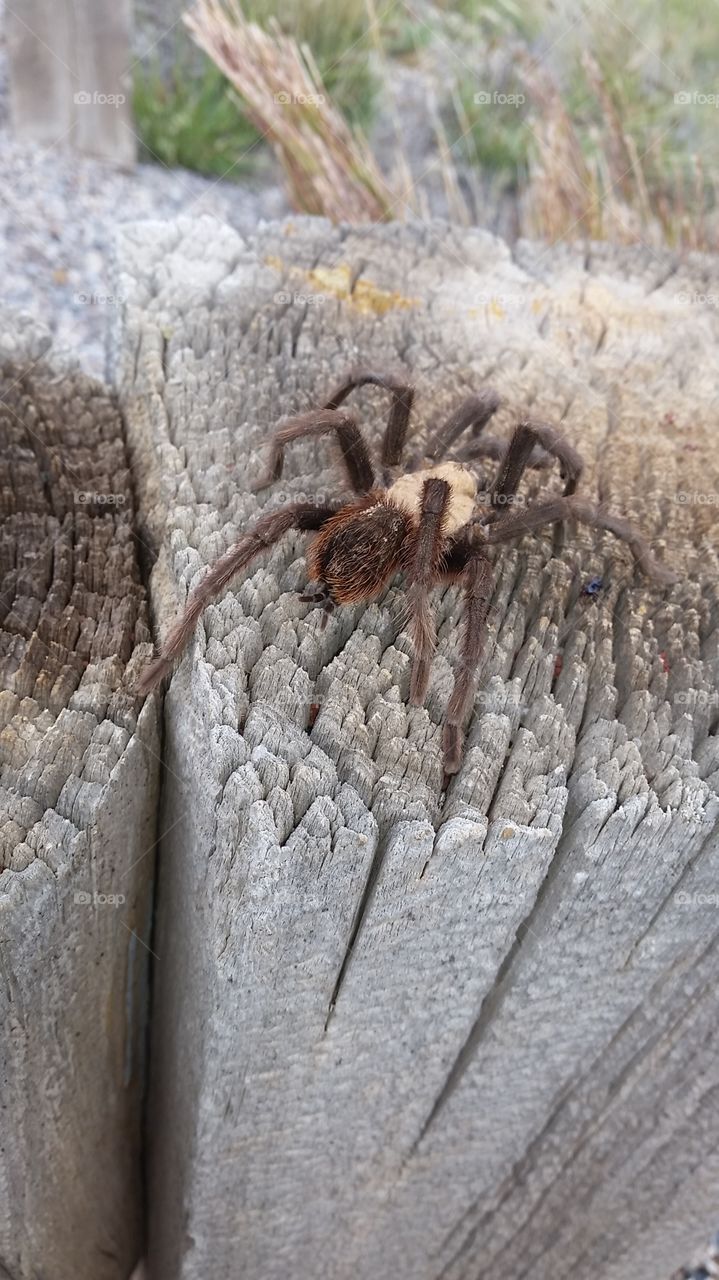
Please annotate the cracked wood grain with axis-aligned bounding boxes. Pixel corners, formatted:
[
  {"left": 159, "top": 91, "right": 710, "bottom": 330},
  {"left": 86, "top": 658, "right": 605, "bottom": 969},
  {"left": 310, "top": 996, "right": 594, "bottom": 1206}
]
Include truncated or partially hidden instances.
[
  {"left": 114, "top": 214, "right": 719, "bottom": 1280},
  {"left": 0, "top": 320, "right": 159, "bottom": 1280}
]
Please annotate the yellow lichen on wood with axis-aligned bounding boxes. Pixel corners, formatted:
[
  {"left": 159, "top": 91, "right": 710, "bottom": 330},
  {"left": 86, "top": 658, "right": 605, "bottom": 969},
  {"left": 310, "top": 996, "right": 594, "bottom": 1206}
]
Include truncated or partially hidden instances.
[{"left": 265, "top": 257, "right": 419, "bottom": 315}]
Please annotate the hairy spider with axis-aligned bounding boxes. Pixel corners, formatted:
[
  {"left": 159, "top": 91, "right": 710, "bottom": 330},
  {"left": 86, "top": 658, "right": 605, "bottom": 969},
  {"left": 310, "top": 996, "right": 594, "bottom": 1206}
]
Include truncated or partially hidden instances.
[{"left": 137, "top": 367, "right": 676, "bottom": 774}]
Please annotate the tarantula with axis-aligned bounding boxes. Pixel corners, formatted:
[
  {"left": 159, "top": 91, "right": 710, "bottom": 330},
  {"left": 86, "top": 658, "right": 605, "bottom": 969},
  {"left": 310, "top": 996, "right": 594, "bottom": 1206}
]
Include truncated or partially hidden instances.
[{"left": 137, "top": 368, "right": 675, "bottom": 773}]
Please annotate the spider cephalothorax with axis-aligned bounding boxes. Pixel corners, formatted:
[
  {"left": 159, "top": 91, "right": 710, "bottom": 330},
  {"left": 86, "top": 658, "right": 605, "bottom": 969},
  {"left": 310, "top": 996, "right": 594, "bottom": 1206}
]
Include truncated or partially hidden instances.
[{"left": 137, "top": 368, "right": 675, "bottom": 773}]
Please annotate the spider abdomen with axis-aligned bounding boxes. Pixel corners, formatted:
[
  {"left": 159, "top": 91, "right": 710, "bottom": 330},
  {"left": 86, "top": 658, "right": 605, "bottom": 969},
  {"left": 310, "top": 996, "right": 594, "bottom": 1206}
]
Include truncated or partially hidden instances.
[{"left": 308, "top": 494, "right": 410, "bottom": 604}]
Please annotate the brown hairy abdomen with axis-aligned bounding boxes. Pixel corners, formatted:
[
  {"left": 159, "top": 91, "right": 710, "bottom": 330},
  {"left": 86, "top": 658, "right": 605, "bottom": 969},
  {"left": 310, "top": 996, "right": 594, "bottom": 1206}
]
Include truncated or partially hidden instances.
[{"left": 308, "top": 495, "right": 411, "bottom": 604}]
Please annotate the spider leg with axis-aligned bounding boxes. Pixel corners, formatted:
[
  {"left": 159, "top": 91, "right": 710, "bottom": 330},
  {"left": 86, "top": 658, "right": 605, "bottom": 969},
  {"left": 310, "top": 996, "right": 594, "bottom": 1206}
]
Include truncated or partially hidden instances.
[
  {"left": 483, "top": 495, "right": 677, "bottom": 583},
  {"left": 439, "top": 540, "right": 494, "bottom": 774},
  {"left": 424, "top": 388, "right": 501, "bottom": 462},
  {"left": 490, "top": 419, "right": 584, "bottom": 512},
  {"left": 323, "top": 366, "right": 415, "bottom": 468},
  {"left": 456, "top": 436, "right": 555, "bottom": 472},
  {"left": 253, "top": 408, "right": 374, "bottom": 494},
  {"left": 136, "top": 501, "right": 339, "bottom": 694},
  {"left": 299, "top": 583, "right": 335, "bottom": 628},
  {"left": 406, "top": 477, "right": 451, "bottom": 705}
]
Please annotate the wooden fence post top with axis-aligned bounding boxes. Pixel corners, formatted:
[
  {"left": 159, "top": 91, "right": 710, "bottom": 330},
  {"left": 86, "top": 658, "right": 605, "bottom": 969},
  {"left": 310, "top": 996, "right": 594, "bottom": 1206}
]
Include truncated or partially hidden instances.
[
  {"left": 115, "top": 214, "right": 719, "bottom": 1280},
  {"left": 0, "top": 319, "right": 158, "bottom": 1280}
]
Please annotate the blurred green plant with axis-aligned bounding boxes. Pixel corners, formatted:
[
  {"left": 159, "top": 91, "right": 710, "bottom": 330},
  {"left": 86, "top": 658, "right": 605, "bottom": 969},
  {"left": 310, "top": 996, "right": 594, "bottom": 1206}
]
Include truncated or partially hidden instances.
[
  {"left": 453, "top": 77, "right": 530, "bottom": 188},
  {"left": 434, "top": 0, "right": 546, "bottom": 42},
  {"left": 133, "top": 55, "right": 259, "bottom": 177}
]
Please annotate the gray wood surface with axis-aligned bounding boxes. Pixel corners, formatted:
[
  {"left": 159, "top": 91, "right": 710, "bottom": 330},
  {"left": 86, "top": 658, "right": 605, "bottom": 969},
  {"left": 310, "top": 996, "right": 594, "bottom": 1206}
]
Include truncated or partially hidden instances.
[
  {"left": 0, "top": 319, "right": 158, "bottom": 1280},
  {"left": 114, "top": 214, "right": 719, "bottom": 1280},
  {"left": 6, "top": 0, "right": 135, "bottom": 165}
]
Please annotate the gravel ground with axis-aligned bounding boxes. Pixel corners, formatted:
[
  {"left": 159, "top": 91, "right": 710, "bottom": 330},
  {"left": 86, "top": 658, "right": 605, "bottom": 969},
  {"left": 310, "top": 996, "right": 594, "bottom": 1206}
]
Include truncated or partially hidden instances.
[
  {"left": 0, "top": 23, "right": 288, "bottom": 378},
  {"left": 0, "top": 135, "right": 288, "bottom": 378}
]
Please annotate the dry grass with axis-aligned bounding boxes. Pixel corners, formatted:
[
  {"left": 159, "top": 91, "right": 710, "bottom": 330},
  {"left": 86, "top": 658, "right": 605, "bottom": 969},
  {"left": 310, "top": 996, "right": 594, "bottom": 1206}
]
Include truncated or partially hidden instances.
[
  {"left": 518, "top": 55, "right": 602, "bottom": 242},
  {"left": 449, "top": 1, "right": 719, "bottom": 253},
  {"left": 184, "top": 0, "right": 398, "bottom": 223},
  {"left": 505, "top": 49, "right": 717, "bottom": 251},
  {"left": 516, "top": 54, "right": 658, "bottom": 246},
  {"left": 177, "top": 0, "right": 718, "bottom": 250}
]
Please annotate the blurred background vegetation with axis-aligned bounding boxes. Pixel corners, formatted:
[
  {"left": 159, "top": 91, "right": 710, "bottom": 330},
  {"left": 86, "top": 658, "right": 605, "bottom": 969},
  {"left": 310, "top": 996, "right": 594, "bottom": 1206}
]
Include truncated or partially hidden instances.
[{"left": 133, "top": 0, "right": 719, "bottom": 249}]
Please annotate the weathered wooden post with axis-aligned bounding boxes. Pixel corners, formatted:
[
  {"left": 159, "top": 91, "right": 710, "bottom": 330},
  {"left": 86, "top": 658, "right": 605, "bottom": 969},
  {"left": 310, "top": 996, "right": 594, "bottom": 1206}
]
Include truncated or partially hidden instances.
[
  {"left": 115, "top": 214, "right": 719, "bottom": 1280},
  {"left": 0, "top": 321, "right": 158, "bottom": 1279},
  {"left": 6, "top": 0, "right": 135, "bottom": 165}
]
